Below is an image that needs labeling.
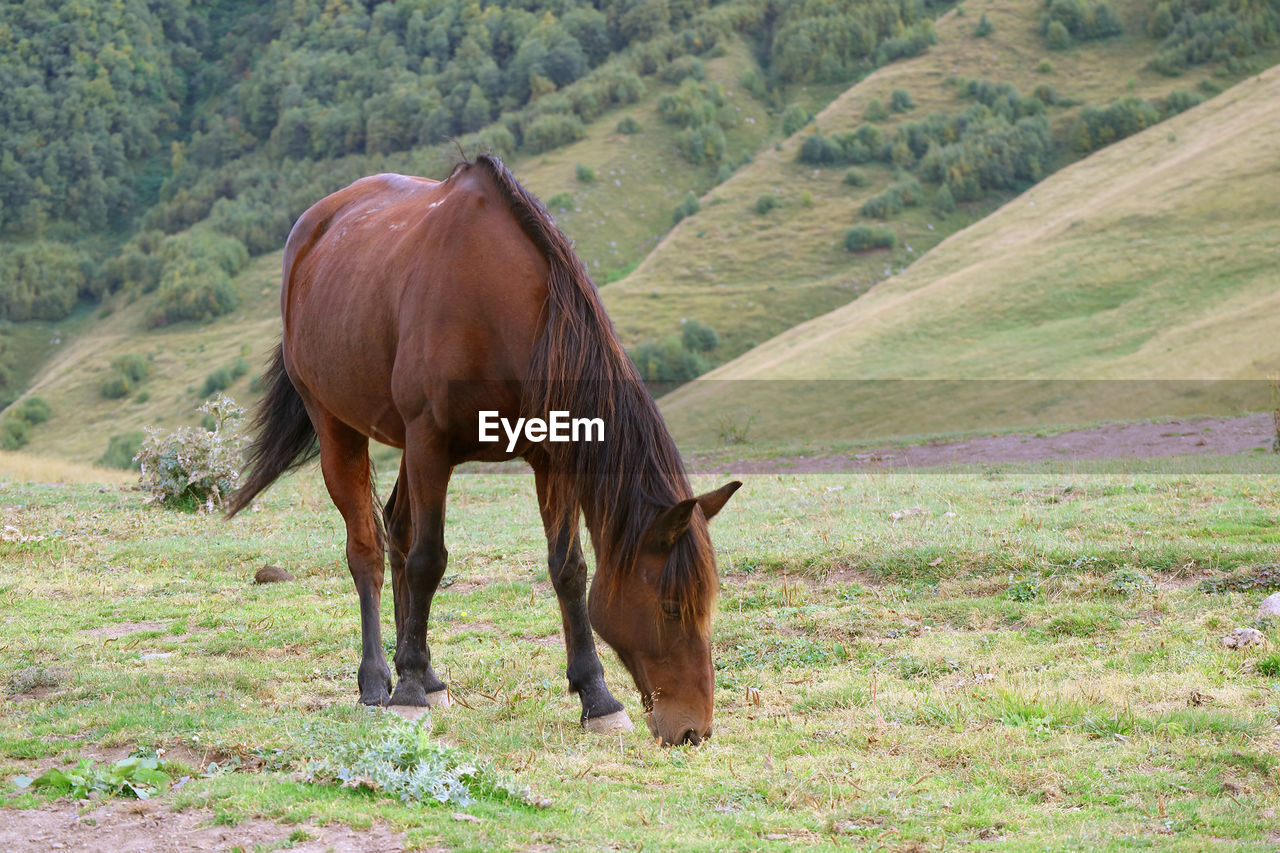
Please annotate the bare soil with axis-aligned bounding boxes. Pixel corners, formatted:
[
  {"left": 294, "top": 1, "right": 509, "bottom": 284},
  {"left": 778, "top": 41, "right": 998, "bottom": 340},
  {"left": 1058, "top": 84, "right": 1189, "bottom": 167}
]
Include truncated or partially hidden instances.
[
  {"left": 704, "top": 414, "right": 1276, "bottom": 473},
  {"left": 0, "top": 800, "right": 413, "bottom": 853}
]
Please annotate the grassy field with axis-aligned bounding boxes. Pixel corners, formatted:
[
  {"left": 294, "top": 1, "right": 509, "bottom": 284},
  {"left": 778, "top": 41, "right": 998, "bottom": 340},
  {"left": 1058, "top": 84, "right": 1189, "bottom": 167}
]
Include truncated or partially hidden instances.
[
  {"left": 3, "top": 455, "right": 1279, "bottom": 850},
  {"left": 601, "top": 0, "right": 1280, "bottom": 358},
  {"left": 660, "top": 64, "right": 1280, "bottom": 446}
]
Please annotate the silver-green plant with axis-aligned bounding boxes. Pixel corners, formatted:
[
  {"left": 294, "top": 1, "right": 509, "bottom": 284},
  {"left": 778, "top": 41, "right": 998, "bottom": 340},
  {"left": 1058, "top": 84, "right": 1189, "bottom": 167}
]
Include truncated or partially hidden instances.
[{"left": 135, "top": 394, "right": 248, "bottom": 510}]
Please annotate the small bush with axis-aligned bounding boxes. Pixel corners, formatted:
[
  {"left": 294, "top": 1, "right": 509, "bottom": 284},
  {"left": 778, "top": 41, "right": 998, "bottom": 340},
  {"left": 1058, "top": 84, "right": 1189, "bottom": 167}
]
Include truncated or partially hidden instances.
[
  {"left": 1037, "top": 59, "right": 1055, "bottom": 73},
  {"left": 798, "top": 133, "right": 841, "bottom": 165},
  {"left": 100, "top": 374, "right": 133, "bottom": 400},
  {"left": 628, "top": 337, "right": 709, "bottom": 383},
  {"left": 864, "top": 99, "right": 890, "bottom": 122},
  {"left": 934, "top": 183, "right": 957, "bottom": 215},
  {"left": 1007, "top": 576, "right": 1039, "bottom": 602},
  {"left": 781, "top": 104, "right": 812, "bottom": 136},
  {"left": 890, "top": 89, "right": 915, "bottom": 112},
  {"left": 844, "top": 225, "right": 896, "bottom": 252},
  {"left": 658, "top": 56, "right": 704, "bottom": 84},
  {"left": 1046, "top": 20, "right": 1072, "bottom": 49},
  {"left": 615, "top": 115, "right": 641, "bottom": 134},
  {"left": 136, "top": 395, "right": 248, "bottom": 510},
  {"left": 0, "top": 416, "right": 29, "bottom": 450},
  {"left": 547, "top": 192, "right": 574, "bottom": 211},
  {"left": 203, "top": 367, "right": 235, "bottom": 397},
  {"left": 15, "top": 397, "right": 51, "bottom": 425},
  {"left": 672, "top": 192, "right": 701, "bottom": 225},
  {"left": 575, "top": 164, "right": 596, "bottom": 183},
  {"left": 112, "top": 354, "right": 148, "bottom": 384},
  {"left": 98, "top": 431, "right": 146, "bottom": 470},
  {"left": 682, "top": 321, "right": 719, "bottom": 353},
  {"left": 755, "top": 195, "right": 780, "bottom": 215},
  {"left": 843, "top": 168, "right": 870, "bottom": 187},
  {"left": 522, "top": 113, "right": 586, "bottom": 154},
  {"left": 975, "top": 12, "right": 993, "bottom": 37}
]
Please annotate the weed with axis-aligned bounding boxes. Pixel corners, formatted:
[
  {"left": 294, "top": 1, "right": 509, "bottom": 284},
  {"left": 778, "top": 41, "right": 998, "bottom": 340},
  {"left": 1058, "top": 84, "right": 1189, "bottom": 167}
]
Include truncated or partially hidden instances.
[
  {"left": 15, "top": 756, "right": 171, "bottom": 800},
  {"left": 136, "top": 394, "right": 248, "bottom": 510},
  {"left": 1007, "top": 576, "right": 1040, "bottom": 601},
  {"left": 1255, "top": 654, "right": 1280, "bottom": 678},
  {"left": 716, "top": 413, "right": 754, "bottom": 445},
  {"left": 1199, "top": 563, "right": 1280, "bottom": 594}
]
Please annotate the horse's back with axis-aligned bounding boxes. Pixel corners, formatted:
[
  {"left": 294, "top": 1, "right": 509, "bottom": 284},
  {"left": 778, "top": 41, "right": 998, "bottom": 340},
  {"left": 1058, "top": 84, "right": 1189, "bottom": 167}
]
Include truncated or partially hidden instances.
[{"left": 280, "top": 167, "right": 549, "bottom": 450}]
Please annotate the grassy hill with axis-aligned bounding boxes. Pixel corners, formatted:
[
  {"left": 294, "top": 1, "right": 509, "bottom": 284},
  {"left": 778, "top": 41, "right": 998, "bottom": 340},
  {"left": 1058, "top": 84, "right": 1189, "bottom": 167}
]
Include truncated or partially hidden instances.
[
  {"left": 8, "top": 41, "right": 782, "bottom": 464},
  {"left": 600, "top": 0, "right": 1279, "bottom": 361},
  {"left": 659, "top": 64, "right": 1280, "bottom": 446}
]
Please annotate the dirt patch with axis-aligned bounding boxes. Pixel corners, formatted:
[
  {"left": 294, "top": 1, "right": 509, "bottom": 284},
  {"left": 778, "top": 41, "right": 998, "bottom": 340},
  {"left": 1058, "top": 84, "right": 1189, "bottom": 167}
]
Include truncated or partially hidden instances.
[
  {"left": 697, "top": 414, "right": 1275, "bottom": 473},
  {"left": 78, "top": 622, "right": 166, "bottom": 640},
  {"left": 0, "top": 800, "right": 416, "bottom": 853}
]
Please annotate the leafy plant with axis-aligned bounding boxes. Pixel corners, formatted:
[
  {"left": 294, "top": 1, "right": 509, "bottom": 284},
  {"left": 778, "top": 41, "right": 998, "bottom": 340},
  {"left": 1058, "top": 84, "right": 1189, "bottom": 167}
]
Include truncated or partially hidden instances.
[
  {"left": 15, "top": 756, "right": 171, "bottom": 800},
  {"left": 98, "top": 431, "right": 147, "bottom": 470},
  {"left": 547, "top": 192, "right": 574, "bottom": 211},
  {"left": 755, "top": 194, "right": 780, "bottom": 215},
  {"left": 136, "top": 395, "right": 248, "bottom": 510},
  {"left": 14, "top": 396, "right": 51, "bottom": 424},
  {"left": 844, "top": 225, "right": 897, "bottom": 252},
  {"left": 304, "top": 719, "right": 531, "bottom": 808},
  {"left": 1256, "top": 654, "right": 1280, "bottom": 678},
  {"left": 716, "top": 413, "right": 754, "bottom": 445},
  {"left": 975, "top": 12, "right": 994, "bottom": 37},
  {"left": 1199, "top": 564, "right": 1280, "bottom": 594},
  {"left": 575, "top": 164, "right": 596, "bottom": 183},
  {"left": 1007, "top": 575, "right": 1040, "bottom": 602}
]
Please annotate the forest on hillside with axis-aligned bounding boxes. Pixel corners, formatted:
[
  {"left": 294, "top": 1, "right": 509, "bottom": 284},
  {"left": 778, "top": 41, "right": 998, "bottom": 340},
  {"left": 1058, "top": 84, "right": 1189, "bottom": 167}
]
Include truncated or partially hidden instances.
[{"left": 0, "top": 0, "right": 1277, "bottom": 414}]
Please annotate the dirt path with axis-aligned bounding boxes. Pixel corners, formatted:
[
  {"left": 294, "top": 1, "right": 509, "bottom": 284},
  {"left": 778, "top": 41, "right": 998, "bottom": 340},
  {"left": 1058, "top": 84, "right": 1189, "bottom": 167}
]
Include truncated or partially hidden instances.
[
  {"left": 0, "top": 800, "right": 415, "bottom": 853},
  {"left": 697, "top": 413, "right": 1277, "bottom": 473}
]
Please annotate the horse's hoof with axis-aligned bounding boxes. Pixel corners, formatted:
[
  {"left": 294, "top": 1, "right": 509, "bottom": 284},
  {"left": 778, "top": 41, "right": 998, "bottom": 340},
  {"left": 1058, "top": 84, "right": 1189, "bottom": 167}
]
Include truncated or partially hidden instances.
[
  {"left": 584, "top": 710, "right": 633, "bottom": 734},
  {"left": 386, "top": 704, "right": 430, "bottom": 721},
  {"left": 424, "top": 688, "right": 451, "bottom": 708}
]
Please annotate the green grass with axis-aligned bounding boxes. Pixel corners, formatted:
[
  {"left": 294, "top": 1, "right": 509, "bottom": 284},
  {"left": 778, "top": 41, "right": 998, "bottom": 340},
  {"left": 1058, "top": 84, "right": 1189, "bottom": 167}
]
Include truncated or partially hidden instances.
[
  {"left": 600, "top": 0, "right": 1280, "bottom": 360},
  {"left": 660, "top": 64, "right": 1280, "bottom": 444},
  {"left": 2, "top": 459, "right": 1279, "bottom": 848}
]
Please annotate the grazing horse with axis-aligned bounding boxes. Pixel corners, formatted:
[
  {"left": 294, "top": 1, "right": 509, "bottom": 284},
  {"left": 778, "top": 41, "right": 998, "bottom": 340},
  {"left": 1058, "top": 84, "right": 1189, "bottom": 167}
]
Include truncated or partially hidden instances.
[{"left": 225, "top": 154, "right": 740, "bottom": 745}]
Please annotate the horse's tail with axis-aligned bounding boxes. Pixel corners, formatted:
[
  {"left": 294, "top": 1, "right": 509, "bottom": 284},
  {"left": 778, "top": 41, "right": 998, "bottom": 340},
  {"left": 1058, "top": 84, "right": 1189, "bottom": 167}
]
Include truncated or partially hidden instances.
[{"left": 225, "top": 343, "right": 318, "bottom": 517}]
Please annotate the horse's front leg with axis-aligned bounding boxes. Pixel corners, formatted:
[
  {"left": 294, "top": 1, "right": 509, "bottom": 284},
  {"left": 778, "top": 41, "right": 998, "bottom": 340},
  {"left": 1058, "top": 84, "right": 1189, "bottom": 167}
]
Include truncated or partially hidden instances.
[
  {"left": 388, "top": 437, "right": 451, "bottom": 707},
  {"left": 534, "top": 466, "right": 632, "bottom": 733}
]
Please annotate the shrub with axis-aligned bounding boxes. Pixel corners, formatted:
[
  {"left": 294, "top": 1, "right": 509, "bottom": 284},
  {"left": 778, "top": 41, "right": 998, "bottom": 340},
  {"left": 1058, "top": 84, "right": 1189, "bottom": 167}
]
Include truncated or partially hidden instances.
[
  {"left": 844, "top": 168, "right": 870, "bottom": 187},
  {"left": 15, "top": 397, "right": 51, "bottom": 425},
  {"left": 682, "top": 321, "right": 719, "bottom": 353},
  {"left": 98, "top": 432, "right": 146, "bottom": 470},
  {"left": 203, "top": 366, "right": 235, "bottom": 397},
  {"left": 522, "top": 114, "right": 586, "bottom": 154},
  {"left": 798, "top": 133, "right": 841, "bottom": 165},
  {"left": 136, "top": 395, "right": 248, "bottom": 510},
  {"left": 1070, "top": 97, "right": 1161, "bottom": 153},
  {"left": 615, "top": 115, "right": 641, "bottom": 134},
  {"left": 628, "top": 337, "right": 709, "bottom": 383},
  {"left": 891, "top": 89, "right": 915, "bottom": 112},
  {"left": 112, "top": 354, "right": 148, "bottom": 384},
  {"left": 672, "top": 192, "right": 701, "bottom": 225},
  {"left": 755, "top": 195, "right": 780, "bottom": 215},
  {"left": 100, "top": 374, "right": 133, "bottom": 400},
  {"left": 1037, "top": 59, "right": 1055, "bottom": 73},
  {"left": 148, "top": 230, "right": 247, "bottom": 328},
  {"left": 864, "top": 99, "right": 890, "bottom": 122},
  {"left": 1046, "top": 20, "right": 1072, "bottom": 49},
  {"left": 547, "top": 193, "right": 574, "bottom": 211},
  {"left": 934, "top": 183, "right": 957, "bottom": 214},
  {"left": 844, "top": 225, "right": 896, "bottom": 252},
  {"left": 975, "top": 12, "right": 994, "bottom": 37},
  {"left": 575, "top": 164, "right": 596, "bottom": 183},
  {"left": 659, "top": 56, "right": 704, "bottom": 84},
  {"left": 0, "top": 416, "right": 29, "bottom": 450},
  {"left": 782, "top": 104, "right": 813, "bottom": 137},
  {"left": 677, "top": 122, "right": 727, "bottom": 165}
]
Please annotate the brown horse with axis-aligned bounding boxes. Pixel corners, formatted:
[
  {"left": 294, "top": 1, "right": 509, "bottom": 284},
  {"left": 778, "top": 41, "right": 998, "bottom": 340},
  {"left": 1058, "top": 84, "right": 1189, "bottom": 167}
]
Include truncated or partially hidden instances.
[{"left": 225, "top": 155, "right": 739, "bottom": 745}]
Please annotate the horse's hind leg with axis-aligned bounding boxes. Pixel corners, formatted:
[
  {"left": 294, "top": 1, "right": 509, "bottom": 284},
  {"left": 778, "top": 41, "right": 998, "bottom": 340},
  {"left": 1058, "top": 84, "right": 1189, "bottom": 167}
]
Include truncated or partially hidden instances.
[
  {"left": 311, "top": 409, "right": 393, "bottom": 706},
  {"left": 534, "top": 465, "right": 632, "bottom": 734},
  {"left": 382, "top": 455, "right": 410, "bottom": 655},
  {"left": 389, "top": 431, "right": 451, "bottom": 707}
]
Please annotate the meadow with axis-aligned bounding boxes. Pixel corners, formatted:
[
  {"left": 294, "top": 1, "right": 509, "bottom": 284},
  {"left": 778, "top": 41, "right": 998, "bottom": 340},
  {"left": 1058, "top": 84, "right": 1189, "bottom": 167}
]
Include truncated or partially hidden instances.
[{"left": 3, "top": 452, "right": 1278, "bottom": 850}]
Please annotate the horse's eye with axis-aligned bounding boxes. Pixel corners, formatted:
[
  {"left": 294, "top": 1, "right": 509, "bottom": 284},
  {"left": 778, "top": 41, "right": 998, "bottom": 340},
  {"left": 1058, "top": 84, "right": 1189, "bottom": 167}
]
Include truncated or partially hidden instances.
[{"left": 661, "top": 602, "right": 681, "bottom": 621}]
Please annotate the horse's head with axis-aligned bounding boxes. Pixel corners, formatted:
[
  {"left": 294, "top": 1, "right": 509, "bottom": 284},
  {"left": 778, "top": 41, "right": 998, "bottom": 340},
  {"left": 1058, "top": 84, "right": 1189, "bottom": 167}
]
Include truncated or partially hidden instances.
[{"left": 589, "top": 481, "right": 741, "bottom": 746}]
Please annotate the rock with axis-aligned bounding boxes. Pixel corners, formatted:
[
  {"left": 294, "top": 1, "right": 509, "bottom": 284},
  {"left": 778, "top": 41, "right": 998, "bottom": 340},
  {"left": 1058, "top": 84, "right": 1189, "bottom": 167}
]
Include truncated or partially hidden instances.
[
  {"left": 254, "top": 565, "right": 294, "bottom": 584},
  {"left": 1221, "top": 628, "right": 1263, "bottom": 649},
  {"left": 1258, "top": 592, "right": 1280, "bottom": 620}
]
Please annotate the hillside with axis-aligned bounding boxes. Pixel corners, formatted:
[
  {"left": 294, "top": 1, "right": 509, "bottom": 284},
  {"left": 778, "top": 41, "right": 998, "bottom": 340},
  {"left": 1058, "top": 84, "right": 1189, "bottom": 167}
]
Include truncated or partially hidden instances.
[
  {"left": 658, "top": 65, "right": 1280, "bottom": 446},
  {"left": 600, "top": 0, "right": 1280, "bottom": 363}
]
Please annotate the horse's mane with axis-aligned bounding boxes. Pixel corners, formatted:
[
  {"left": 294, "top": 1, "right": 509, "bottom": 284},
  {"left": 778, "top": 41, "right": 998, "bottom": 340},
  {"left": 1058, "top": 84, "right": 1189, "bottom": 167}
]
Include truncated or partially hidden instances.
[{"left": 459, "top": 154, "right": 715, "bottom": 625}]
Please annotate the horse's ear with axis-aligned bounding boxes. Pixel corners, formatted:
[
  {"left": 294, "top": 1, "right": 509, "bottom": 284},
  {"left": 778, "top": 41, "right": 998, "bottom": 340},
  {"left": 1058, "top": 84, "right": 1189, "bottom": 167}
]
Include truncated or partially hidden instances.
[
  {"left": 696, "top": 480, "right": 742, "bottom": 522},
  {"left": 645, "top": 498, "right": 699, "bottom": 551}
]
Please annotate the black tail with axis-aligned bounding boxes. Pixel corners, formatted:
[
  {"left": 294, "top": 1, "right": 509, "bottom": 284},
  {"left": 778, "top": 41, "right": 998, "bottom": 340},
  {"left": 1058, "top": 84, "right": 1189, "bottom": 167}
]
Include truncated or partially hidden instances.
[{"left": 225, "top": 343, "right": 319, "bottom": 517}]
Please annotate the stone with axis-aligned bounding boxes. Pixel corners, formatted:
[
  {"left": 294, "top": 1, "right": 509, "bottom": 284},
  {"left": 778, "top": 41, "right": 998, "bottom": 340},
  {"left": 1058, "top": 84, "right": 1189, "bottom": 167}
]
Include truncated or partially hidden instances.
[
  {"left": 1221, "top": 627, "right": 1263, "bottom": 649},
  {"left": 1258, "top": 592, "right": 1280, "bottom": 620}
]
